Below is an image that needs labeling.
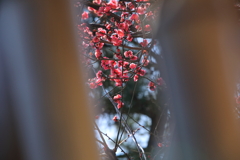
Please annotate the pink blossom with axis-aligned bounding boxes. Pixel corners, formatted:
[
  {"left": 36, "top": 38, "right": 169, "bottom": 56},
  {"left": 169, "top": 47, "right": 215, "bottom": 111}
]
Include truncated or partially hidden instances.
[
  {"left": 136, "top": 6, "right": 146, "bottom": 15},
  {"left": 93, "top": 0, "right": 101, "bottom": 4},
  {"left": 96, "top": 70, "right": 103, "bottom": 79},
  {"left": 115, "top": 53, "right": 123, "bottom": 59},
  {"left": 140, "top": 39, "right": 148, "bottom": 47},
  {"left": 104, "top": 6, "right": 112, "bottom": 12},
  {"left": 96, "top": 78, "right": 103, "bottom": 86},
  {"left": 135, "top": 25, "right": 142, "bottom": 30},
  {"left": 117, "top": 102, "right": 124, "bottom": 109},
  {"left": 130, "top": 14, "right": 139, "bottom": 22},
  {"left": 126, "top": 34, "right": 133, "bottom": 41},
  {"left": 127, "top": 3, "right": 135, "bottom": 10},
  {"left": 117, "top": 22, "right": 129, "bottom": 31},
  {"left": 111, "top": 36, "right": 122, "bottom": 46},
  {"left": 134, "top": 75, "right": 139, "bottom": 82},
  {"left": 124, "top": 50, "right": 133, "bottom": 57},
  {"left": 144, "top": 24, "right": 151, "bottom": 32},
  {"left": 105, "top": 24, "right": 111, "bottom": 30},
  {"left": 95, "top": 50, "right": 102, "bottom": 59},
  {"left": 95, "top": 42, "right": 104, "bottom": 49},
  {"left": 118, "top": 60, "right": 126, "bottom": 67},
  {"left": 129, "top": 63, "right": 137, "bottom": 69},
  {"left": 139, "top": 69, "right": 146, "bottom": 76},
  {"left": 92, "top": 36, "right": 100, "bottom": 43},
  {"left": 114, "top": 29, "right": 125, "bottom": 38},
  {"left": 108, "top": 0, "right": 118, "bottom": 9},
  {"left": 89, "top": 82, "right": 97, "bottom": 89},
  {"left": 113, "top": 94, "right": 122, "bottom": 101},
  {"left": 112, "top": 116, "right": 118, "bottom": 122},
  {"left": 96, "top": 28, "right": 106, "bottom": 37},
  {"left": 82, "top": 11, "right": 89, "bottom": 20},
  {"left": 116, "top": 48, "right": 121, "bottom": 53},
  {"left": 115, "top": 80, "right": 122, "bottom": 86},
  {"left": 121, "top": 12, "right": 129, "bottom": 18},
  {"left": 88, "top": 7, "right": 95, "bottom": 12},
  {"left": 111, "top": 68, "right": 122, "bottom": 76},
  {"left": 130, "top": 55, "right": 138, "bottom": 60},
  {"left": 158, "top": 143, "right": 163, "bottom": 147},
  {"left": 123, "top": 62, "right": 129, "bottom": 68},
  {"left": 101, "top": 57, "right": 111, "bottom": 70},
  {"left": 142, "top": 58, "right": 149, "bottom": 66},
  {"left": 148, "top": 81, "right": 156, "bottom": 91}
]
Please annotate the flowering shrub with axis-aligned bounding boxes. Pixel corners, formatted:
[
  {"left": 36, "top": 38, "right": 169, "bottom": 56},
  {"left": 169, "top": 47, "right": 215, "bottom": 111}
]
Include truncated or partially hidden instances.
[{"left": 75, "top": 0, "right": 170, "bottom": 159}]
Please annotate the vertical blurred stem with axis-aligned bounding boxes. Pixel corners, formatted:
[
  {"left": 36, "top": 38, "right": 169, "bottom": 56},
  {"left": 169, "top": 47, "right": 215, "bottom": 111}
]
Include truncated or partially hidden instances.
[
  {"left": 158, "top": 1, "right": 240, "bottom": 160},
  {"left": 0, "top": 0, "right": 99, "bottom": 160}
]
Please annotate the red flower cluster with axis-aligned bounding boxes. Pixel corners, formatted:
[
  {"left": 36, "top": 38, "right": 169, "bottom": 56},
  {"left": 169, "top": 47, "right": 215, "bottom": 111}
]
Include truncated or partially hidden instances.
[
  {"left": 77, "top": 0, "right": 161, "bottom": 114},
  {"left": 113, "top": 94, "right": 124, "bottom": 109},
  {"left": 76, "top": 0, "right": 169, "bottom": 158}
]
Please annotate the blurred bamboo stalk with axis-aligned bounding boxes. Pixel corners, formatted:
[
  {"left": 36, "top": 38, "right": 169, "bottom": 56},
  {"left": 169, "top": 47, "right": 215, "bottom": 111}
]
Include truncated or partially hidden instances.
[
  {"left": 0, "top": 0, "right": 99, "bottom": 160},
  {"left": 159, "top": 1, "right": 240, "bottom": 160}
]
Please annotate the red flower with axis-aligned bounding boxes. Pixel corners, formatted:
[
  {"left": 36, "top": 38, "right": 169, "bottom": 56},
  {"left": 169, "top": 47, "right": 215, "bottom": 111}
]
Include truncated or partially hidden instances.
[
  {"left": 96, "top": 28, "right": 106, "bottom": 37},
  {"left": 117, "top": 102, "right": 124, "bottom": 109},
  {"left": 105, "top": 23, "right": 112, "bottom": 30},
  {"left": 127, "top": 2, "right": 135, "bottom": 10},
  {"left": 126, "top": 34, "right": 133, "bottom": 42},
  {"left": 112, "top": 116, "right": 118, "bottom": 122},
  {"left": 95, "top": 42, "right": 104, "bottom": 49},
  {"left": 108, "top": 0, "right": 118, "bottom": 9},
  {"left": 140, "top": 69, "right": 146, "bottom": 76},
  {"left": 130, "top": 14, "right": 139, "bottom": 22},
  {"left": 158, "top": 143, "right": 163, "bottom": 147},
  {"left": 130, "top": 55, "right": 138, "bottom": 61},
  {"left": 93, "top": 0, "right": 101, "bottom": 4},
  {"left": 142, "top": 58, "right": 149, "bottom": 66},
  {"left": 117, "top": 22, "right": 129, "bottom": 31},
  {"left": 113, "top": 94, "right": 122, "bottom": 101},
  {"left": 114, "top": 29, "right": 125, "bottom": 38},
  {"left": 140, "top": 39, "right": 148, "bottom": 47},
  {"left": 136, "top": 6, "right": 146, "bottom": 15},
  {"left": 144, "top": 24, "right": 151, "bottom": 32},
  {"left": 88, "top": 7, "right": 95, "bottom": 12},
  {"left": 81, "top": 11, "right": 89, "bottom": 20},
  {"left": 115, "top": 81, "right": 122, "bottom": 86},
  {"left": 92, "top": 36, "right": 100, "bottom": 43},
  {"left": 129, "top": 63, "right": 137, "bottom": 69},
  {"left": 111, "top": 68, "right": 122, "bottom": 76},
  {"left": 111, "top": 36, "right": 122, "bottom": 46},
  {"left": 135, "top": 25, "right": 142, "bottom": 30},
  {"left": 103, "top": 6, "right": 112, "bottom": 12},
  {"left": 124, "top": 50, "right": 133, "bottom": 58},
  {"left": 115, "top": 53, "right": 123, "bottom": 59},
  {"left": 95, "top": 78, "right": 103, "bottom": 86},
  {"left": 96, "top": 70, "right": 103, "bottom": 79},
  {"left": 148, "top": 82, "right": 156, "bottom": 91},
  {"left": 95, "top": 49, "right": 102, "bottom": 59},
  {"left": 134, "top": 75, "right": 139, "bottom": 82}
]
